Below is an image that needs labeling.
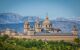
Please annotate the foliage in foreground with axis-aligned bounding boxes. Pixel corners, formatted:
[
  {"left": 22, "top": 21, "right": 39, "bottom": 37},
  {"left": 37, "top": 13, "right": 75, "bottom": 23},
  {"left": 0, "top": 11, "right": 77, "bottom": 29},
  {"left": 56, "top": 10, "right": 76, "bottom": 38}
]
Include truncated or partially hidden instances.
[{"left": 0, "top": 35, "right": 80, "bottom": 50}]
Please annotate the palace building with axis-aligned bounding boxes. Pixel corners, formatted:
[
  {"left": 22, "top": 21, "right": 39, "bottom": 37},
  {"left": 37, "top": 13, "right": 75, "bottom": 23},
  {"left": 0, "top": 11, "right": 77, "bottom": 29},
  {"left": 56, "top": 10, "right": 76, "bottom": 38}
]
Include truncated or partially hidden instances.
[
  {"left": 24, "top": 15, "right": 62, "bottom": 35},
  {"left": 0, "top": 15, "right": 78, "bottom": 42}
]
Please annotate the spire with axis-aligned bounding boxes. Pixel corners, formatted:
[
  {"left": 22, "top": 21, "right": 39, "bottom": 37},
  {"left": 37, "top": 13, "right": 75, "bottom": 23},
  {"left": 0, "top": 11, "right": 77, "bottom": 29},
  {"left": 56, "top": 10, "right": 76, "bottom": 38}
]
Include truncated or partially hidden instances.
[
  {"left": 35, "top": 16, "right": 40, "bottom": 23},
  {"left": 72, "top": 24, "right": 78, "bottom": 31},
  {"left": 24, "top": 18, "right": 28, "bottom": 24},
  {"left": 24, "top": 21, "right": 29, "bottom": 24},
  {"left": 24, "top": 16, "right": 29, "bottom": 25},
  {"left": 46, "top": 13, "right": 49, "bottom": 20},
  {"left": 46, "top": 13, "right": 48, "bottom": 16}
]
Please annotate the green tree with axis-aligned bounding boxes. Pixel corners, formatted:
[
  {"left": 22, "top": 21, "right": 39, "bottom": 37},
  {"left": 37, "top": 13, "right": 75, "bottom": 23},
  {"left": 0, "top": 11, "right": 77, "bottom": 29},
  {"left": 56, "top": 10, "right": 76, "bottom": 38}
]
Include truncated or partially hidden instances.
[{"left": 74, "top": 38, "right": 80, "bottom": 44}]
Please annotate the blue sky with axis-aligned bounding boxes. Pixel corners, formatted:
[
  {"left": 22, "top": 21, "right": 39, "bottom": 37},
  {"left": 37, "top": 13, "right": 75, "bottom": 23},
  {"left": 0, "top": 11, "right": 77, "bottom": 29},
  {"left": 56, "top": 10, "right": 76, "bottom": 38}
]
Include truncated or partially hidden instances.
[{"left": 0, "top": 0, "right": 80, "bottom": 19}]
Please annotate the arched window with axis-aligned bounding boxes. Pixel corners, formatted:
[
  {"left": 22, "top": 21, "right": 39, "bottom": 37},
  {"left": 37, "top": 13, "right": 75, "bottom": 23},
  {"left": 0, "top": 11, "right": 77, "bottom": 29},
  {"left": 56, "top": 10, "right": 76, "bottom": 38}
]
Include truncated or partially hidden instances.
[
  {"left": 49, "top": 25, "right": 50, "bottom": 27},
  {"left": 46, "top": 25, "right": 47, "bottom": 27}
]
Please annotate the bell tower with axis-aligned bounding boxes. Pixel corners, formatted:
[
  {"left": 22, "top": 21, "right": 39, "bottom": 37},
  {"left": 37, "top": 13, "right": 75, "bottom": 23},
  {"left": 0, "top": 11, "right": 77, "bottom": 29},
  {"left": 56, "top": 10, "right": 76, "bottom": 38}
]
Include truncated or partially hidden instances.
[
  {"left": 35, "top": 17, "right": 41, "bottom": 32},
  {"left": 72, "top": 25, "right": 78, "bottom": 35},
  {"left": 24, "top": 21, "right": 30, "bottom": 33}
]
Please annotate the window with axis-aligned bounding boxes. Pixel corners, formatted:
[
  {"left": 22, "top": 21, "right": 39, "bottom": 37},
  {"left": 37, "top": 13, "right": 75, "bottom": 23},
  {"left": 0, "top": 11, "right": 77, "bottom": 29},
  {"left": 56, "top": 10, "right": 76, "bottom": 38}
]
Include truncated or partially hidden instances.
[
  {"left": 46, "top": 25, "right": 47, "bottom": 27},
  {"left": 49, "top": 25, "right": 50, "bottom": 27}
]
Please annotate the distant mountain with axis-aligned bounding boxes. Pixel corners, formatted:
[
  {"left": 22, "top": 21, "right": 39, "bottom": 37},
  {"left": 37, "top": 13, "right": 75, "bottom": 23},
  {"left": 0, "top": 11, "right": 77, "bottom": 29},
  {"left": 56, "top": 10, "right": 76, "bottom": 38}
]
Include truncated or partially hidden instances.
[
  {"left": 55, "top": 17, "right": 68, "bottom": 21},
  {"left": 0, "top": 13, "right": 44, "bottom": 24},
  {"left": 52, "top": 17, "right": 80, "bottom": 33},
  {"left": 55, "top": 17, "right": 80, "bottom": 22},
  {"left": 0, "top": 13, "right": 23, "bottom": 24},
  {"left": 22, "top": 16, "right": 44, "bottom": 22}
]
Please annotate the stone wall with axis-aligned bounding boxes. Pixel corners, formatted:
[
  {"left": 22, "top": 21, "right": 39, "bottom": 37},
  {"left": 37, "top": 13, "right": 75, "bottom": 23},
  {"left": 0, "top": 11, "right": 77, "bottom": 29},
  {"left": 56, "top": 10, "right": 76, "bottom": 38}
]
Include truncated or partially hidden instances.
[{"left": 11, "top": 35, "right": 78, "bottom": 42}]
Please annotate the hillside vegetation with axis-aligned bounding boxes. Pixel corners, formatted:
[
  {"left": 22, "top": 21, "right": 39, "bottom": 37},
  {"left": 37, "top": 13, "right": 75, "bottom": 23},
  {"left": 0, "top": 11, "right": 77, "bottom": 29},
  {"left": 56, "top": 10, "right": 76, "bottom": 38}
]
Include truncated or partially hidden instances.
[{"left": 0, "top": 35, "right": 80, "bottom": 50}]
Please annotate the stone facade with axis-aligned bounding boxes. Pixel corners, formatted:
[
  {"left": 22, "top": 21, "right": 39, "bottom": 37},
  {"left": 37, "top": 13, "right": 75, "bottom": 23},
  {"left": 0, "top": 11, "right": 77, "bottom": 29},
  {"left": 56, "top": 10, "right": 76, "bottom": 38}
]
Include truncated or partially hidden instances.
[
  {"left": 11, "top": 35, "right": 78, "bottom": 42},
  {"left": 0, "top": 28, "right": 16, "bottom": 36},
  {"left": 72, "top": 25, "right": 78, "bottom": 35},
  {"left": 35, "top": 20, "right": 41, "bottom": 32},
  {"left": 0, "top": 16, "right": 78, "bottom": 42},
  {"left": 42, "top": 16, "right": 52, "bottom": 31},
  {"left": 24, "top": 16, "right": 55, "bottom": 35},
  {"left": 24, "top": 21, "right": 30, "bottom": 33}
]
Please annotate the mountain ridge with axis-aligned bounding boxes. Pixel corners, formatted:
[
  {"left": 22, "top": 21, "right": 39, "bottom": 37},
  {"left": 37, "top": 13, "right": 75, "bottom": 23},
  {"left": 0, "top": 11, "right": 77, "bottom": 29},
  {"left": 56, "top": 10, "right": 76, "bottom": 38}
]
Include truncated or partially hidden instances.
[{"left": 0, "top": 13, "right": 80, "bottom": 24}]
